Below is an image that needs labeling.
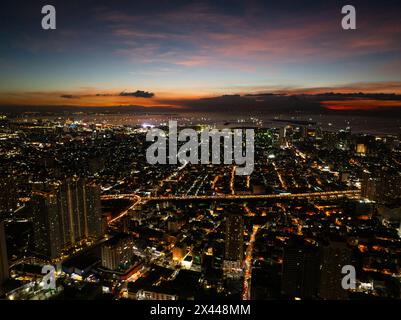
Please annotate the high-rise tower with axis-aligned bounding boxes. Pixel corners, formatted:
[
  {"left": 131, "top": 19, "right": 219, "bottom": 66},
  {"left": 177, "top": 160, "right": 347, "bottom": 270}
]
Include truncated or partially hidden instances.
[
  {"left": 223, "top": 211, "right": 244, "bottom": 278},
  {"left": 0, "top": 221, "right": 9, "bottom": 293},
  {"left": 31, "top": 178, "right": 103, "bottom": 260}
]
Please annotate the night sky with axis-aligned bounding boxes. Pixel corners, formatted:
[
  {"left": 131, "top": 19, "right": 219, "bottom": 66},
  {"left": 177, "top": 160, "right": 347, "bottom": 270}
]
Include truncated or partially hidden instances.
[{"left": 1, "top": 0, "right": 401, "bottom": 110}]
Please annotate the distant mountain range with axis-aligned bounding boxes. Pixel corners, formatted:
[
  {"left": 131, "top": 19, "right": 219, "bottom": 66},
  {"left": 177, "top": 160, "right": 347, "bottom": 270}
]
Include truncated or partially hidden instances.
[{"left": 1, "top": 93, "right": 401, "bottom": 117}]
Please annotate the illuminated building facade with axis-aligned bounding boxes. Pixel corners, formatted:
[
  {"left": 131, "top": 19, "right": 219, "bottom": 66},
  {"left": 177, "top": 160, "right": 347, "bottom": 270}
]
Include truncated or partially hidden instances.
[
  {"left": 223, "top": 212, "right": 244, "bottom": 278},
  {"left": 356, "top": 143, "right": 367, "bottom": 155},
  {"left": 101, "top": 235, "right": 135, "bottom": 271},
  {"left": 31, "top": 178, "right": 103, "bottom": 260}
]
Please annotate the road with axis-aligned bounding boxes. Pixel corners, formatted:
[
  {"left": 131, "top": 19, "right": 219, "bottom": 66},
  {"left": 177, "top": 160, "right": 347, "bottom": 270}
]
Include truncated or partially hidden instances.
[
  {"left": 242, "top": 224, "right": 260, "bottom": 300},
  {"left": 101, "top": 189, "right": 360, "bottom": 202},
  {"left": 108, "top": 195, "right": 142, "bottom": 224}
]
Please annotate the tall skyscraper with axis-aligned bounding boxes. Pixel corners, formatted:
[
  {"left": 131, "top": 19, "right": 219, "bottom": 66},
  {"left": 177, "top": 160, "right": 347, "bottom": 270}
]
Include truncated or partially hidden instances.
[
  {"left": 279, "top": 127, "right": 287, "bottom": 147},
  {"left": 58, "top": 178, "right": 103, "bottom": 243},
  {"left": 31, "top": 187, "right": 63, "bottom": 259},
  {"left": 319, "top": 241, "right": 351, "bottom": 300},
  {"left": 281, "top": 243, "right": 320, "bottom": 299},
  {"left": 31, "top": 178, "right": 103, "bottom": 260},
  {"left": 361, "top": 172, "right": 377, "bottom": 201},
  {"left": 0, "top": 220, "right": 9, "bottom": 291},
  {"left": 0, "top": 173, "right": 17, "bottom": 219},
  {"left": 101, "top": 235, "right": 134, "bottom": 271},
  {"left": 362, "top": 168, "right": 401, "bottom": 203},
  {"left": 223, "top": 212, "right": 244, "bottom": 278}
]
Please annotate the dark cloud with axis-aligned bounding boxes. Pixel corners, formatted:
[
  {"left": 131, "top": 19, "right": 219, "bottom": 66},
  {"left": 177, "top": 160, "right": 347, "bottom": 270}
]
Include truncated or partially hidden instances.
[
  {"left": 95, "top": 93, "right": 113, "bottom": 97},
  {"left": 119, "top": 90, "right": 155, "bottom": 98},
  {"left": 60, "top": 90, "right": 155, "bottom": 99},
  {"left": 60, "top": 94, "right": 80, "bottom": 99}
]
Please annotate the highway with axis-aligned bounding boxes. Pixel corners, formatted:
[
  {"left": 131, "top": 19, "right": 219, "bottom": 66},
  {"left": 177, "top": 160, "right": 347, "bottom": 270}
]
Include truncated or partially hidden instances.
[
  {"left": 108, "top": 195, "right": 142, "bottom": 224},
  {"left": 101, "top": 189, "right": 361, "bottom": 202},
  {"left": 102, "top": 189, "right": 360, "bottom": 224}
]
